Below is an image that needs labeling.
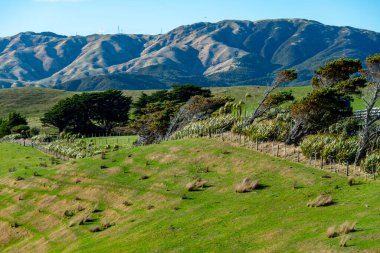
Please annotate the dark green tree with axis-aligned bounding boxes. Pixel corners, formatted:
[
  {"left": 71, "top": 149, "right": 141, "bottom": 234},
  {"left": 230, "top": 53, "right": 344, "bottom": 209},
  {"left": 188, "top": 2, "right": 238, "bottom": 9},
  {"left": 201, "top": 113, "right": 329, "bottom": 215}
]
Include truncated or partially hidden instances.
[
  {"left": 133, "top": 85, "right": 211, "bottom": 118},
  {"left": 0, "top": 112, "right": 28, "bottom": 138},
  {"left": 41, "top": 90, "right": 132, "bottom": 135}
]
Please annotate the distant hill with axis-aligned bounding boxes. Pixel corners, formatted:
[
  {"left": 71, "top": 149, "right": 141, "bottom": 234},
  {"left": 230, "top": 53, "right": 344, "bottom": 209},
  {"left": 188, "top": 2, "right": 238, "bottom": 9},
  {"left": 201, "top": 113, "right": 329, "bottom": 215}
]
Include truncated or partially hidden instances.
[{"left": 1, "top": 19, "right": 380, "bottom": 91}]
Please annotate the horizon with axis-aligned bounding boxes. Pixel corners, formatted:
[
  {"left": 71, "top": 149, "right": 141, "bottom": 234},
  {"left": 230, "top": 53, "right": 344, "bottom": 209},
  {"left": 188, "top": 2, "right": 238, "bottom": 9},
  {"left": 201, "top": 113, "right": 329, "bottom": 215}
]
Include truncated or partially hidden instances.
[
  {"left": 0, "top": 0, "right": 380, "bottom": 37},
  {"left": 3, "top": 18, "right": 379, "bottom": 38}
]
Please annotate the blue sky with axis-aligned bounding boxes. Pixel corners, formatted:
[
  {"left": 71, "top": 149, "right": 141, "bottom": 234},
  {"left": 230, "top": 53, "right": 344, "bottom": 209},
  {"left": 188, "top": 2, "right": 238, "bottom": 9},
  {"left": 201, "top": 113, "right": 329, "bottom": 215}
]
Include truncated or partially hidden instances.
[{"left": 0, "top": 0, "right": 379, "bottom": 37}]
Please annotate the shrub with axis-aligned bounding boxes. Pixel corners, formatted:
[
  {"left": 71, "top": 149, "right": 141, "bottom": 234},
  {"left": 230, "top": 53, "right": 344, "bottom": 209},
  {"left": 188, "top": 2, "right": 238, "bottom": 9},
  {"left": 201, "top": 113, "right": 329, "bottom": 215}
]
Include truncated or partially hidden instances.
[
  {"left": 186, "top": 178, "right": 208, "bottom": 191},
  {"left": 235, "top": 178, "right": 259, "bottom": 193},
  {"left": 307, "top": 194, "right": 333, "bottom": 207}
]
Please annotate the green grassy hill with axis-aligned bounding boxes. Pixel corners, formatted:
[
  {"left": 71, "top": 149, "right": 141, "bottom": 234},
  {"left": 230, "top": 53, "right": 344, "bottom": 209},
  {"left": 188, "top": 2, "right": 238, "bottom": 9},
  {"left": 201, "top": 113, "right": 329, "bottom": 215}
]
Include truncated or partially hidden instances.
[
  {"left": 0, "top": 139, "right": 379, "bottom": 252},
  {"left": 0, "top": 86, "right": 370, "bottom": 127}
]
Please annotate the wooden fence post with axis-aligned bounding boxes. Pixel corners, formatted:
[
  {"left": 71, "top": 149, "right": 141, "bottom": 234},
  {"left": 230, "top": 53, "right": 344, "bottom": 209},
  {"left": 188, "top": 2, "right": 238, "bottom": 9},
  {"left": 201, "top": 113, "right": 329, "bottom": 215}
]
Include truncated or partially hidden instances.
[{"left": 321, "top": 156, "right": 324, "bottom": 169}]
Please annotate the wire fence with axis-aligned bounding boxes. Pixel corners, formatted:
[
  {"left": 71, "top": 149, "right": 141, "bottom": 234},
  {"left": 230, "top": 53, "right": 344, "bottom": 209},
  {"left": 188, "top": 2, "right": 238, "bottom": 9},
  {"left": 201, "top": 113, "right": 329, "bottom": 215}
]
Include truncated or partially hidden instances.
[
  {"left": 170, "top": 128, "right": 376, "bottom": 180},
  {"left": 0, "top": 139, "right": 70, "bottom": 161}
]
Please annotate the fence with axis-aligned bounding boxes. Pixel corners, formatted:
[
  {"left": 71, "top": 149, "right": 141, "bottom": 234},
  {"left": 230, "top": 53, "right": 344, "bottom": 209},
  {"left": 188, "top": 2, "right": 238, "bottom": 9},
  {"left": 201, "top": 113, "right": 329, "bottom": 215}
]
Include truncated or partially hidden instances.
[
  {"left": 353, "top": 107, "right": 380, "bottom": 121},
  {"left": 0, "top": 138, "right": 70, "bottom": 161},
  {"left": 170, "top": 129, "right": 375, "bottom": 180}
]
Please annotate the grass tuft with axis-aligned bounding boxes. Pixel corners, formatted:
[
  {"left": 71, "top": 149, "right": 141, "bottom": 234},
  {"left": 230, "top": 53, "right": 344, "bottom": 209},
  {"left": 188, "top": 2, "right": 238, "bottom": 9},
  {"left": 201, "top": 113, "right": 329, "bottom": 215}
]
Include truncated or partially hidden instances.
[
  {"left": 347, "top": 176, "right": 355, "bottom": 186},
  {"left": 307, "top": 194, "right": 333, "bottom": 207},
  {"left": 340, "top": 235, "right": 351, "bottom": 247},
  {"left": 339, "top": 221, "right": 356, "bottom": 235},
  {"left": 235, "top": 178, "right": 259, "bottom": 193},
  {"left": 326, "top": 226, "right": 338, "bottom": 238},
  {"left": 186, "top": 178, "right": 208, "bottom": 191}
]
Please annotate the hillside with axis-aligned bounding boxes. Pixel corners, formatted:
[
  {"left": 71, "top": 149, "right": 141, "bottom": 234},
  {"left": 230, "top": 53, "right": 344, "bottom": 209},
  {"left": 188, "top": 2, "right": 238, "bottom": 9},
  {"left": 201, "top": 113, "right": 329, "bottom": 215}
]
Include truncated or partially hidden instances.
[
  {"left": 0, "top": 139, "right": 379, "bottom": 252},
  {"left": 1, "top": 19, "right": 380, "bottom": 90},
  {"left": 0, "top": 86, "right": 371, "bottom": 125}
]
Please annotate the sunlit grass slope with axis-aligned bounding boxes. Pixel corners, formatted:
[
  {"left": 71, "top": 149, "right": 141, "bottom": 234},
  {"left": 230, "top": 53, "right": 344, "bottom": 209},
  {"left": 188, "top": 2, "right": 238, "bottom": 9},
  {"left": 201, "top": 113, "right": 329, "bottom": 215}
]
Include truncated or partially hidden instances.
[{"left": 0, "top": 139, "right": 379, "bottom": 252}]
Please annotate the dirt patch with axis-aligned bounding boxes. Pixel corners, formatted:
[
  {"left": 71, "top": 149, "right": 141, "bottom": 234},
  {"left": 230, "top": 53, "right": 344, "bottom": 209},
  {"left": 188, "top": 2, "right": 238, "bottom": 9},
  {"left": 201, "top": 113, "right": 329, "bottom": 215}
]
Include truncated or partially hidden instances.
[
  {"left": 76, "top": 187, "right": 105, "bottom": 202},
  {"left": 106, "top": 167, "right": 123, "bottom": 175},
  {"left": 103, "top": 191, "right": 134, "bottom": 210},
  {"left": 28, "top": 214, "right": 61, "bottom": 232},
  {"left": 0, "top": 221, "right": 29, "bottom": 245},
  {"left": 11, "top": 237, "right": 49, "bottom": 253}
]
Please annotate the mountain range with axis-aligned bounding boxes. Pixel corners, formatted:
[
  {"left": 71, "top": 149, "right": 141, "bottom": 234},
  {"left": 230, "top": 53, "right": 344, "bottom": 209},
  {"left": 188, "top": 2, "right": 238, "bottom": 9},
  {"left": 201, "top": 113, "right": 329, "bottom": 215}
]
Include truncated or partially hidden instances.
[{"left": 1, "top": 19, "right": 380, "bottom": 91}]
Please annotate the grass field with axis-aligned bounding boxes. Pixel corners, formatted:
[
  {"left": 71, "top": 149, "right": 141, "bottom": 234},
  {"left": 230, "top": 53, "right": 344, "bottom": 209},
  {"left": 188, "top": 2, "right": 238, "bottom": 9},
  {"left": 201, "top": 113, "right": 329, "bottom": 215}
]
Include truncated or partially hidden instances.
[{"left": 0, "top": 139, "right": 379, "bottom": 252}]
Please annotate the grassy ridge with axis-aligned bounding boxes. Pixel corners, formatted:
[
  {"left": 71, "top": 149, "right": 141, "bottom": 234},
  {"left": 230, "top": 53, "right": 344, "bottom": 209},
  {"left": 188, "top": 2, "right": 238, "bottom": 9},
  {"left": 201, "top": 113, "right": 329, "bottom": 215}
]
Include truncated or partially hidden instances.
[{"left": 0, "top": 139, "right": 379, "bottom": 252}]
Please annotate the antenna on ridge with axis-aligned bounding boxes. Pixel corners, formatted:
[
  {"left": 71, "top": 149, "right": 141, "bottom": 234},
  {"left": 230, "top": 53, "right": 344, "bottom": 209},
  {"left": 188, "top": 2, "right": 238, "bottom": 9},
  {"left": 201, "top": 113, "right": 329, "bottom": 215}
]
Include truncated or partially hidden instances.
[{"left": 118, "top": 25, "right": 120, "bottom": 33}]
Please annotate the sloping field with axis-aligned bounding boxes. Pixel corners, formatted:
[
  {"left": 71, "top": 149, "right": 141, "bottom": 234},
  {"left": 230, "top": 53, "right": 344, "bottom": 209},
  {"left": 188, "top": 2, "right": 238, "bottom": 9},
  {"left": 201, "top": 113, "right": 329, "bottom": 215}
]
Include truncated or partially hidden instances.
[{"left": 0, "top": 139, "right": 379, "bottom": 252}]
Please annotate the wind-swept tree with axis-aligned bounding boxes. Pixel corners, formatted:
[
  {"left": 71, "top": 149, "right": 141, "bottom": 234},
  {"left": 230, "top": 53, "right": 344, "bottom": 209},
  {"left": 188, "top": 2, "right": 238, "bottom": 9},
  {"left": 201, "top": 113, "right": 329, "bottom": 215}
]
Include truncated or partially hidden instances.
[
  {"left": 354, "top": 54, "right": 380, "bottom": 166},
  {"left": 286, "top": 58, "right": 365, "bottom": 144},
  {"left": 244, "top": 69, "right": 297, "bottom": 126}
]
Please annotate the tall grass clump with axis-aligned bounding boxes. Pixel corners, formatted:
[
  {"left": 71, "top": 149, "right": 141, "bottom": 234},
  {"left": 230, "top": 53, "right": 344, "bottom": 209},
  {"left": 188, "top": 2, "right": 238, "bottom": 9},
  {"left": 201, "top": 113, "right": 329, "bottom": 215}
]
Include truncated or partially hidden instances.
[
  {"left": 232, "top": 115, "right": 290, "bottom": 142},
  {"left": 300, "top": 134, "right": 358, "bottom": 163},
  {"left": 171, "top": 114, "right": 237, "bottom": 140}
]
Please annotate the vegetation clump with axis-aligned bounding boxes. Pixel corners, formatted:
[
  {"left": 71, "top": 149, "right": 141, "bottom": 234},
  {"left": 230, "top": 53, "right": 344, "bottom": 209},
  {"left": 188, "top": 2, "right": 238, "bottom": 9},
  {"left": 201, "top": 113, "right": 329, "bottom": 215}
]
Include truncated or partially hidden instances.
[
  {"left": 340, "top": 235, "right": 351, "bottom": 247},
  {"left": 235, "top": 178, "right": 259, "bottom": 193},
  {"left": 307, "top": 194, "right": 333, "bottom": 207},
  {"left": 89, "top": 222, "right": 114, "bottom": 233},
  {"left": 339, "top": 221, "right": 356, "bottom": 235},
  {"left": 326, "top": 226, "right": 339, "bottom": 238},
  {"left": 186, "top": 178, "right": 208, "bottom": 191}
]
